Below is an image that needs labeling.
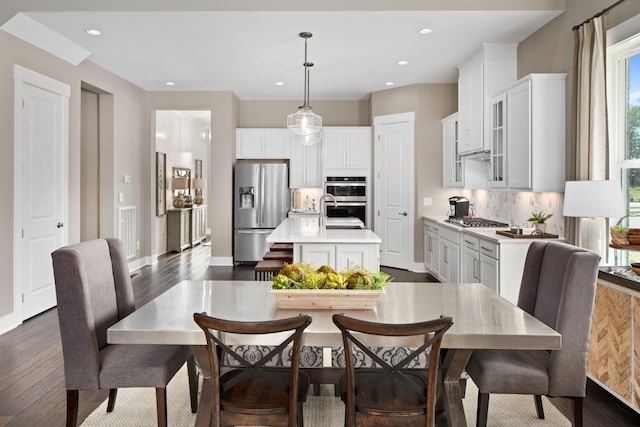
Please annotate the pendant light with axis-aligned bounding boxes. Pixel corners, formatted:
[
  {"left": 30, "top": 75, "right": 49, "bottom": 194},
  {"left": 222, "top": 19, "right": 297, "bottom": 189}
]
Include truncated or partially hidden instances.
[{"left": 287, "top": 32, "right": 322, "bottom": 138}]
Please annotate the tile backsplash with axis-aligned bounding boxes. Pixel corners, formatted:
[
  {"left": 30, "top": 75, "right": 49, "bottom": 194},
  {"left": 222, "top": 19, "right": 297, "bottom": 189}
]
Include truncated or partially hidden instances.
[{"left": 465, "top": 189, "right": 564, "bottom": 236}]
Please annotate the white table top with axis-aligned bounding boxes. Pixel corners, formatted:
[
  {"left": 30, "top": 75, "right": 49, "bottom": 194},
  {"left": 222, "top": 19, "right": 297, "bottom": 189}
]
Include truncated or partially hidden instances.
[
  {"left": 108, "top": 281, "right": 561, "bottom": 350},
  {"left": 266, "top": 217, "right": 381, "bottom": 244}
]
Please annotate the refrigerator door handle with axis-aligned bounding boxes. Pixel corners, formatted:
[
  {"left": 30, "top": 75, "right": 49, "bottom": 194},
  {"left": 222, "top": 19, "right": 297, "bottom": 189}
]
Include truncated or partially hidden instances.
[
  {"left": 260, "top": 166, "right": 266, "bottom": 225},
  {"left": 235, "top": 229, "right": 273, "bottom": 234}
]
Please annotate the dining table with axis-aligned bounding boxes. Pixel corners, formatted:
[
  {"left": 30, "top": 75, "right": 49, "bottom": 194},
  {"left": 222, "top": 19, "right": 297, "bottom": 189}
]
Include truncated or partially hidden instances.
[{"left": 107, "top": 280, "right": 561, "bottom": 427}]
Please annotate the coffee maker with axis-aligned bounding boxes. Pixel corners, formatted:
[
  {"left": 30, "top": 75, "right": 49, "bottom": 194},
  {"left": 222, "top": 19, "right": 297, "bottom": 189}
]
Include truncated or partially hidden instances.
[{"left": 449, "top": 196, "right": 470, "bottom": 219}]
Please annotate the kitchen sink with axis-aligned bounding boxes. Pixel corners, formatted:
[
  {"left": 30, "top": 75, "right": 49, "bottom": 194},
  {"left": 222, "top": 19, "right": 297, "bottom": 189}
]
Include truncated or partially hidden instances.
[
  {"left": 325, "top": 225, "right": 364, "bottom": 230},
  {"left": 324, "top": 217, "right": 365, "bottom": 229}
]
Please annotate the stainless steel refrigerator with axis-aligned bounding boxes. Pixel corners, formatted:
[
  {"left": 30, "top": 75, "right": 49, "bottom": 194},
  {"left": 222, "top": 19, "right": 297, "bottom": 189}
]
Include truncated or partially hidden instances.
[{"left": 234, "top": 162, "right": 289, "bottom": 263}]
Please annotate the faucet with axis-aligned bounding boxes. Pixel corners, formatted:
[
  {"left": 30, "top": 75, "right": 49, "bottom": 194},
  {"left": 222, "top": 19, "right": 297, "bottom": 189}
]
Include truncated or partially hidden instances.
[{"left": 319, "top": 193, "right": 338, "bottom": 228}]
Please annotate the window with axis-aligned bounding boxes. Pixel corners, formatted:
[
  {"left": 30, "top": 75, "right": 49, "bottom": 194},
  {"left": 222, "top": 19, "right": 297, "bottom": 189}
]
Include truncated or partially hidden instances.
[{"left": 608, "top": 24, "right": 640, "bottom": 264}]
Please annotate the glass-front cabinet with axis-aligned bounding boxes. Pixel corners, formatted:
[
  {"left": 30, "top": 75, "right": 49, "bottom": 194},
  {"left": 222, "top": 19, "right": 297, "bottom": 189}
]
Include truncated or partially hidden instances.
[
  {"left": 490, "top": 94, "right": 506, "bottom": 187},
  {"left": 442, "top": 112, "right": 463, "bottom": 187}
]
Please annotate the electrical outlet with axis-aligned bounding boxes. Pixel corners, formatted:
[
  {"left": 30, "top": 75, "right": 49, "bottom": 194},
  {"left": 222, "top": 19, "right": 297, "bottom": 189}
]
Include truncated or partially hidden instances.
[
  {"left": 118, "top": 192, "right": 124, "bottom": 202},
  {"left": 423, "top": 197, "right": 432, "bottom": 206}
]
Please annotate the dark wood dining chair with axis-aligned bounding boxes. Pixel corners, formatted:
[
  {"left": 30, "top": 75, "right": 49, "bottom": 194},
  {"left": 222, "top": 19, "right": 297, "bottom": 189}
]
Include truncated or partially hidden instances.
[
  {"left": 465, "top": 240, "right": 600, "bottom": 427},
  {"left": 52, "top": 238, "right": 198, "bottom": 427},
  {"left": 193, "top": 312, "right": 312, "bottom": 427},
  {"left": 332, "top": 313, "right": 454, "bottom": 427}
]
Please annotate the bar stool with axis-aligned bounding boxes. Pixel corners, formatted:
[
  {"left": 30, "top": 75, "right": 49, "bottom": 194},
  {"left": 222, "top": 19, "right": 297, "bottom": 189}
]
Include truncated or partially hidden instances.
[
  {"left": 270, "top": 243, "right": 293, "bottom": 252},
  {"left": 254, "top": 259, "right": 285, "bottom": 281},
  {"left": 263, "top": 251, "right": 293, "bottom": 263}
]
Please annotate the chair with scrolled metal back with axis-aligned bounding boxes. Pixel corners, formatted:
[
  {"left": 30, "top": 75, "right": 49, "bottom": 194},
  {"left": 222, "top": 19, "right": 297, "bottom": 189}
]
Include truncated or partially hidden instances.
[
  {"left": 193, "top": 312, "right": 312, "bottom": 427},
  {"left": 332, "top": 313, "right": 454, "bottom": 427}
]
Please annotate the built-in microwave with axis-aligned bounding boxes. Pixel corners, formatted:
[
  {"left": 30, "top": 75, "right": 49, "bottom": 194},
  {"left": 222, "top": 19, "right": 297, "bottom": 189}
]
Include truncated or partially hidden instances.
[{"left": 324, "top": 176, "right": 366, "bottom": 202}]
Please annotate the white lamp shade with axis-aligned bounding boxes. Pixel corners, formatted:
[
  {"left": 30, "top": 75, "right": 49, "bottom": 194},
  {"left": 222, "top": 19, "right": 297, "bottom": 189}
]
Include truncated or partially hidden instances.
[
  {"left": 563, "top": 180, "right": 625, "bottom": 218},
  {"left": 287, "top": 106, "right": 322, "bottom": 136},
  {"left": 172, "top": 177, "right": 189, "bottom": 191},
  {"left": 192, "top": 178, "right": 205, "bottom": 190}
]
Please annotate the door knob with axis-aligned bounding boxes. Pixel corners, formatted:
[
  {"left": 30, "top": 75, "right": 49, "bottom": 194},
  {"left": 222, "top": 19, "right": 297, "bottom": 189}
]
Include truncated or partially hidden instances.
[
  {"left": 398, "top": 211, "right": 408, "bottom": 216},
  {"left": 56, "top": 222, "right": 64, "bottom": 228}
]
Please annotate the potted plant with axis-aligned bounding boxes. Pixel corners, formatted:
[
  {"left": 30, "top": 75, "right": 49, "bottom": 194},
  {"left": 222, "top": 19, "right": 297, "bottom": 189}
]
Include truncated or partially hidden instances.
[
  {"left": 528, "top": 212, "right": 553, "bottom": 233},
  {"left": 610, "top": 224, "right": 629, "bottom": 245}
]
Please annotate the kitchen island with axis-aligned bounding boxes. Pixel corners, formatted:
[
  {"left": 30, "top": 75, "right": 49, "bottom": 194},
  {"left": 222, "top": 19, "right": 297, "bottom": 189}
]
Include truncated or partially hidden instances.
[{"left": 267, "top": 217, "right": 381, "bottom": 271}]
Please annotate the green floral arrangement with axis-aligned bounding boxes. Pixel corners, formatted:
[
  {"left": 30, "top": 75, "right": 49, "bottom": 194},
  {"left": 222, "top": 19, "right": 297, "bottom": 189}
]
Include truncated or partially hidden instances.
[
  {"left": 271, "top": 263, "right": 392, "bottom": 290},
  {"left": 527, "top": 212, "right": 553, "bottom": 224}
]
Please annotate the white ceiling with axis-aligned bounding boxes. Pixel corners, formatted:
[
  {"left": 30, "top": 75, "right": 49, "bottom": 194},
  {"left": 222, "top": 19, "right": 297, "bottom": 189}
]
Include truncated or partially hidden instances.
[{"left": 3, "top": 6, "right": 564, "bottom": 100}]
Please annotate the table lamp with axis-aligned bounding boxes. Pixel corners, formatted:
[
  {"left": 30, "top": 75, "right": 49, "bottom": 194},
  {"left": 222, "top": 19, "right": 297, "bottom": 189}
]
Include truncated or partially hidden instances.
[
  {"left": 171, "top": 176, "right": 189, "bottom": 209},
  {"left": 563, "top": 180, "right": 625, "bottom": 257},
  {"left": 192, "top": 178, "right": 205, "bottom": 204}
]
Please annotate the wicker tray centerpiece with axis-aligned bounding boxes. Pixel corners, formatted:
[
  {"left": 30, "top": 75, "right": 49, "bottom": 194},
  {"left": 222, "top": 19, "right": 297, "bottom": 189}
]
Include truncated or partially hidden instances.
[{"left": 269, "top": 263, "right": 392, "bottom": 310}]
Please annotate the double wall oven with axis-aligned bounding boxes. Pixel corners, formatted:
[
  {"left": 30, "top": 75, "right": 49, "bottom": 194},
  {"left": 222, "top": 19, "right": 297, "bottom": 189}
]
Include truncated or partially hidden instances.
[{"left": 324, "top": 176, "right": 367, "bottom": 226}]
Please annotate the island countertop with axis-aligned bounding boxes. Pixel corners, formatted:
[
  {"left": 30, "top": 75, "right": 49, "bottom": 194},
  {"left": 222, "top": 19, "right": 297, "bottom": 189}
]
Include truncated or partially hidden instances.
[{"left": 266, "top": 217, "right": 381, "bottom": 244}]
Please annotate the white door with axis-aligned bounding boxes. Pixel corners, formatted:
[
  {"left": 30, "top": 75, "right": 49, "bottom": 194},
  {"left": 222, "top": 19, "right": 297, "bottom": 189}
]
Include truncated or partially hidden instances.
[
  {"left": 15, "top": 67, "right": 69, "bottom": 320},
  {"left": 374, "top": 113, "right": 414, "bottom": 269}
]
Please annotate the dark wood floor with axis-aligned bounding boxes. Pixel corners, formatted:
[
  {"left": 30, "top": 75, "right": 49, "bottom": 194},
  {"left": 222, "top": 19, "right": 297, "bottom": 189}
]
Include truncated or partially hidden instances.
[{"left": 0, "top": 242, "right": 638, "bottom": 426}]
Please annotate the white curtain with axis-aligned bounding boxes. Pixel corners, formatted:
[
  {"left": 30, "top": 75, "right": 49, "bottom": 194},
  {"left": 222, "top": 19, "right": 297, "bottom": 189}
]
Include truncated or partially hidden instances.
[{"left": 568, "top": 15, "right": 609, "bottom": 246}]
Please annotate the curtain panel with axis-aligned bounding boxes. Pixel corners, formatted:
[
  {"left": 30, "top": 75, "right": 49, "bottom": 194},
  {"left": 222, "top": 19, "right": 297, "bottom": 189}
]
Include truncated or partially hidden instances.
[{"left": 567, "top": 15, "right": 609, "bottom": 246}]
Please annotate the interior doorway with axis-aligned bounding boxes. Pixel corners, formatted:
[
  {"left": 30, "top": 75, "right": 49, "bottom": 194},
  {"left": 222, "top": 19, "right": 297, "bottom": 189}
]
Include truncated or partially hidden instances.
[
  {"left": 373, "top": 112, "right": 415, "bottom": 270},
  {"left": 13, "top": 66, "right": 69, "bottom": 322}
]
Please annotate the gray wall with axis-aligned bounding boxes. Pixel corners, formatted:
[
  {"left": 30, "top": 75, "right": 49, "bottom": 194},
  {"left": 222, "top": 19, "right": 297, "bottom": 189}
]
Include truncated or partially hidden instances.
[{"left": 0, "top": 30, "right": 148, "bottom": 330}]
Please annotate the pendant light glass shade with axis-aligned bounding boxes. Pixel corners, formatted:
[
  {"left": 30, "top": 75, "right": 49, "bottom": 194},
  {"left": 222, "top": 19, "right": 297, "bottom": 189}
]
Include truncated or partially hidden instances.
[
  {"left": 288, "top": 32, "right": 322, "bottom": 139},
  {"left": 293, "top": 128, "right": 323, "bottom": 146},
  {"left": 288, "top": 107, "right": 322, "bottom": 136}
]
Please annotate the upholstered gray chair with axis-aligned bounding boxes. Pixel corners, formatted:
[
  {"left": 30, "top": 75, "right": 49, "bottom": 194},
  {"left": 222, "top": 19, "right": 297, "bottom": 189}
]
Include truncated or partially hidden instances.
[
  {"left": 52, "top": 238, "right": 198, "bottom": 427},
  {"left": 465, "top": 240, "right": 600, "bottom": 427}
]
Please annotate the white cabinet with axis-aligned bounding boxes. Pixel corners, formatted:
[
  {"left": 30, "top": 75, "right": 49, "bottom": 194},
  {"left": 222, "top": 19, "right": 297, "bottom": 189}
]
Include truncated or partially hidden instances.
[
  {"left": 236, "top": 129, "right": 292, "bottom": 159},
  {"left": 290, "top": 139, "right": 322, "bottom": 188},
  {"left": 478, "top": 239, "right": 499, "bottom": 293},
  {"left": 442, "top": 113, "right": 463, "bottom": 188},
  {"left": 437, "top": 226, "right": 460, "bottom": 283},
  {"left": 297, "top": 243, "right": 379, "bottom": 271},
  {"left": 190, "top": 204, "right": 207, "bottom": 247},
  {"left": 457, "top": 44, "right": 517, "bottom": 156},
  {"left": 424, "top": 219, "right": 440, "bottom": 276},
  {"left": 336, "top": 244, "right": 378, "bottom": 271},
  {"left": 461, "top": 235, "right": 481, "bottom": 283},
  {"left": 458, "top": 61, "right": 484, "bottom": 154},
  {"left": 300, "top": 243, "right": 336, "bottom": 267},
  {"left": 322, "top": 127, "right": 371, "bottom": 175},
  {"left": 489, "top": 94, "right": 506, "bottom": 188},
  {"left": 505, "top": 74, "right": 566, "bottom": 192},
  {"left": 167, "top": 209, "right": 191, "bottom": 252}
]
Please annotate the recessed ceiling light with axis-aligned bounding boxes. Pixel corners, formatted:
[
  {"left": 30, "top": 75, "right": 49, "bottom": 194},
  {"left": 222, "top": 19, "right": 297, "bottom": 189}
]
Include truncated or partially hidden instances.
[
  {"left": 418, "top": 28, "right": 433, "bottom": 35},
  {"left": 397, "top": 60, "right": 409, "bottom": 66},
  {"left": 165, "top": 81, "right": 176, "bottom": 86},
  {"left": 385, "top": 82, "right": 395, "bottom": 86},
  {"left": 275, "top": 82, "right": 284, "bottom": 86},
  {"left": 85, "top": 29, "right": 101, "bottom": 36}
]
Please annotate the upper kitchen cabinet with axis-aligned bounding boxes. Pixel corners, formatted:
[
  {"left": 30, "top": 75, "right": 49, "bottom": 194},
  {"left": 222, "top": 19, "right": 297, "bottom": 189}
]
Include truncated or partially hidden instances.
[
  {"left": 236, "top": 128, "right": 292, "bottom": 159},
  {"left": 322, "top": 127, "right": 372, "bottom": 175},
  {"left": 457, "top": 44, "right": 517, "bottom": 156},
  {"left": 290, "top": 137, "right": 322, "bottom": 188},
  {"left": 442, "top": 113, "right": 463, "bottom": 188},
  {"left": 489, "top": 93, "right": 507, "bottom": 188},
  {"left": 505, "top": 74, "right": 566, "bottom": 192}
]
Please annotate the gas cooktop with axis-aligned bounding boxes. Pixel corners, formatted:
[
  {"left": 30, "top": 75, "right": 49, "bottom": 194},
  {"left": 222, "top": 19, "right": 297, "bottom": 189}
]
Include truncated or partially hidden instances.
[{"left": 445, "top": 217, "right": 510, "bottom": 228}]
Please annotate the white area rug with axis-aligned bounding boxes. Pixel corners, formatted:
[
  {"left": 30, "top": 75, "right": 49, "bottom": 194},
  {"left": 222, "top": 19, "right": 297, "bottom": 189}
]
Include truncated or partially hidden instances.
[{"left": 82, "top": 367, "right": 570, "bottom": 426}]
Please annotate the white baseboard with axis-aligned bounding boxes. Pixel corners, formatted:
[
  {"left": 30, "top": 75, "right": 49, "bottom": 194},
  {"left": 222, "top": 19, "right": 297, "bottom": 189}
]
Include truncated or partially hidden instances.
[
  {"left": 209, "top": 256, "right": 234, "bottom": 266},
  {"left": 409, "top": 262, "right": 427, "bottom": 273},
  {"left": 0, "top": 312, "right": 21, "bottom": 336},
  {"left": 127, "top": 256, "right": 153, "bottom": 273}
]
